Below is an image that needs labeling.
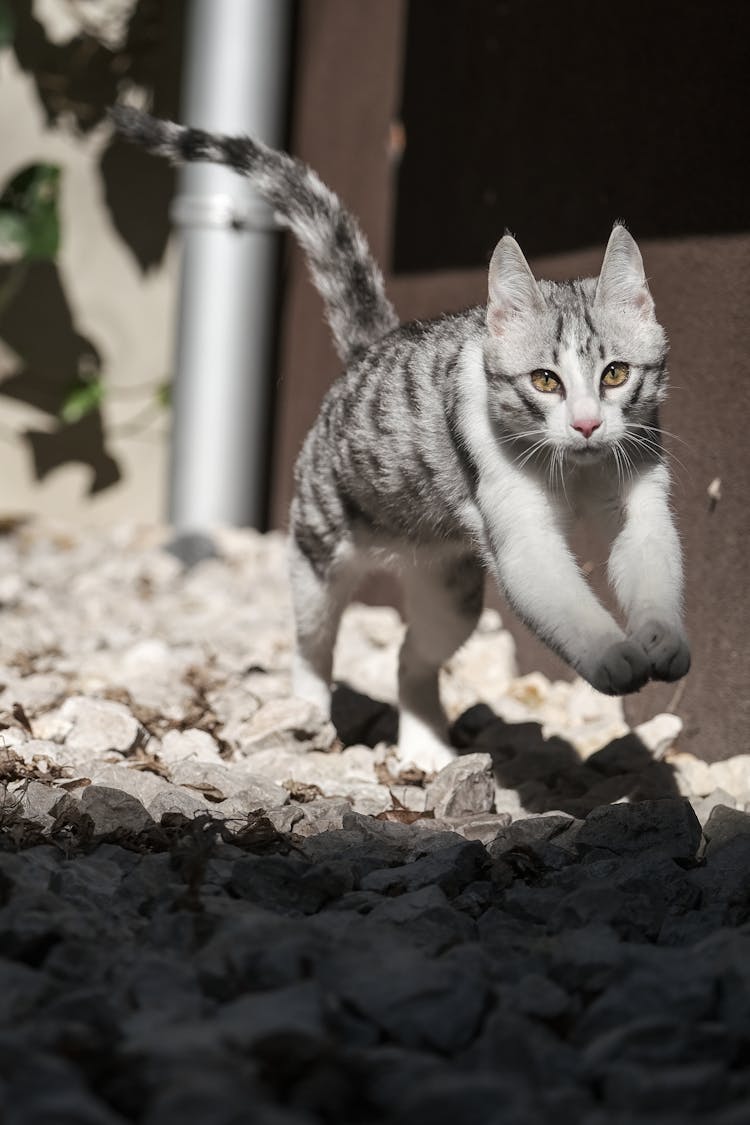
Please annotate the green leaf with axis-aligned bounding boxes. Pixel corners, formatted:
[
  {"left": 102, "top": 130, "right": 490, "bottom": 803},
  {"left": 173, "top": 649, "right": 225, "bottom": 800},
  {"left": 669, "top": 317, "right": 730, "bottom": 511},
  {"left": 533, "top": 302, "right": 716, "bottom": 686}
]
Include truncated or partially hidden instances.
[
  {"left": 60, "top": 377, "right": 105, "bottom": 425},
  {"left": 0, "top": 163, "right": 62, "bottom": 261},
  {"left": 155, "top": 380, "right": 172, "bottom": 408},
  {"left": 0, "top": 1, "right": 14, "bottom": 49}
]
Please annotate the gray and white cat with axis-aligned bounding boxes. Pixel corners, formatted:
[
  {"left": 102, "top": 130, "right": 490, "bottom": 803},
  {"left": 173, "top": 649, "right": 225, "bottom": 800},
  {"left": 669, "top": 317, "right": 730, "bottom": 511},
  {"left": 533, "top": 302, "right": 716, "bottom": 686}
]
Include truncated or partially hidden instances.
[{"left": 114, "top": 107, "right": 690, "bottom": 772}]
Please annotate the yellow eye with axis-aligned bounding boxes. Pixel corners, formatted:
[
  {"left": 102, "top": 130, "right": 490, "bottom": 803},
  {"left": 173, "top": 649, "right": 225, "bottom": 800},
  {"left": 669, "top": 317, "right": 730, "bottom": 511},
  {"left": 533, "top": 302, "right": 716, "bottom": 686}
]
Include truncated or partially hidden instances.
[
  {"left": 530, "top": 369, "right": 561, "bottom": 393},
  {"left": 601, "top": 361, "right": 630, "bottom": 388}
]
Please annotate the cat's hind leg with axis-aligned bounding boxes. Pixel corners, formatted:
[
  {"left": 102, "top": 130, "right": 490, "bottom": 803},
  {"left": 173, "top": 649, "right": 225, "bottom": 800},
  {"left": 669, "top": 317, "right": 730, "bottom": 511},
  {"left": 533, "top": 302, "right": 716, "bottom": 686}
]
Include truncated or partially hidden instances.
[
  {"left": 289, "top": 528, "right": 359, "bottom": 718},
  {"left": 397, "top": 551, "right": 484, "bottom": 773}
]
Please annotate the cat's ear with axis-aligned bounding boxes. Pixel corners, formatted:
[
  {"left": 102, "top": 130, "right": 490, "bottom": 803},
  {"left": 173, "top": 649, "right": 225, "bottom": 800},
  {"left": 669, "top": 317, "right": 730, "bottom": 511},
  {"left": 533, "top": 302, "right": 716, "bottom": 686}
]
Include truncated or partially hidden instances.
[
  {"left": 487, "top": 235, "right": 545, "bottom": 336},
  {"left": 595, "top": 224, "right": 654, "bottom": 315}
]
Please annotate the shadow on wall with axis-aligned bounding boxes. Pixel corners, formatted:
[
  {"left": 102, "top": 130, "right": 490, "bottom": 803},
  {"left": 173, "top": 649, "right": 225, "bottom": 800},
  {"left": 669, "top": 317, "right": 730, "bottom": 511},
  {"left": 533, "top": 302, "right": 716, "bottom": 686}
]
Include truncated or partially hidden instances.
[{"left": 0, "top": 0, "right": 182, "bottom": 492}]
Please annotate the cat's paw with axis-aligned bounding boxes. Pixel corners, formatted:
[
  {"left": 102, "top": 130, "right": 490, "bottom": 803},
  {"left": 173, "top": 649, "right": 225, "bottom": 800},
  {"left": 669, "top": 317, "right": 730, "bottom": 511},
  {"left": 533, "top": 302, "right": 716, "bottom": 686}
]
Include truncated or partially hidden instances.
[
  {"left": 397, "top": 712, "right": 456, "bottom": 774},
  {"left": 586, "top": 639, "right": 651, "bottom": 696},
  {"left": 632, "top": 620, "right": 691, "bottom": 682}
]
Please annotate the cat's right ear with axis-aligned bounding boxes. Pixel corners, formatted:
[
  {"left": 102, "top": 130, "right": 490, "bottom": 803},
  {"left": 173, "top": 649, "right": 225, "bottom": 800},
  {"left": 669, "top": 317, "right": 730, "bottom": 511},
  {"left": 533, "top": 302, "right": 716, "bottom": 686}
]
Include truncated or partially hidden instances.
[{"left": 487, "top": 235, "right": 545, "bottom": 336}]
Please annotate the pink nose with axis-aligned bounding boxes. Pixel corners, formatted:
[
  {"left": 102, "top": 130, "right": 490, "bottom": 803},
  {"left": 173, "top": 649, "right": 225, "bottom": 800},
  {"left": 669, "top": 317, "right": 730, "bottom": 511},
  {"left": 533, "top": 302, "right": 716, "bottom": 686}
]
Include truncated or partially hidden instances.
[{"left": 572, "top": 418, "right": 602, "bottom": 440}]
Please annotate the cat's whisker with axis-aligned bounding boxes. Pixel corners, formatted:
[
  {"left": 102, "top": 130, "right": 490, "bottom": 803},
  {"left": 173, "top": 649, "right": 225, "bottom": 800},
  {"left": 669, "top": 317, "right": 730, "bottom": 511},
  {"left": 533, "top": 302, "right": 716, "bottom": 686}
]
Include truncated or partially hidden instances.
[
  {"left": 617, "top": 440, "right": 637, "bottom": 484},
  {"left": 627, "top": 421, "right": 694, "bottom": 452},
  {"left": 623, "top": 439, "right": 692, "bottom": 492},
  {"left": 622, "top": 431, "right": 692, "bottom": 483},
  {"left": 495, "top": 428, "right": 549, "bottom": 447},
  {"left": 513, "top": 438, "right": 551, "bottom": 472},
  {"left": 610, "top": 442, "right": 624, "bottom": 489},
  {"left": 510, "top": 435, "right": 548, "bottom": 466},
  {"left": 557, "top": 447, "right": 571, "bottom": 507}
]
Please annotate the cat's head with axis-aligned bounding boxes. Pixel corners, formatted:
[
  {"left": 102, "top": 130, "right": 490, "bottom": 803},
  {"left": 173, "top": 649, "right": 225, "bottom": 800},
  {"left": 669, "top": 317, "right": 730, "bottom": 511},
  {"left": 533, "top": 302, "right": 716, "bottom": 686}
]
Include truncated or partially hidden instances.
[{"left": 482, "top": 225, "right": 668, "bottom": 466}]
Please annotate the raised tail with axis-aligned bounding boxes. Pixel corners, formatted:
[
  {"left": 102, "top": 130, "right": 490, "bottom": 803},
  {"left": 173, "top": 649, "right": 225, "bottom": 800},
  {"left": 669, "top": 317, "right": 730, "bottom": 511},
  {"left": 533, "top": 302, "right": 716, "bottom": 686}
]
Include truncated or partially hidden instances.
[{"left": 111, "top": 106, "right": 398, "bottom": 365}]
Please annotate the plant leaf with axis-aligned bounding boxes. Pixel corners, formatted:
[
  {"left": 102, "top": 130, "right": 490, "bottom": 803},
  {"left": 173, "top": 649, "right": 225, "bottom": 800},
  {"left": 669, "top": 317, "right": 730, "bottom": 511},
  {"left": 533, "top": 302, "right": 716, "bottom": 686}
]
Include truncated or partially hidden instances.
[
  {"left": 155, "top": 380, "right": 172, "bottom": 407},
  {"left": 0, "top": 164, "right": 62, "bottom": 261},
  {"left": 59, "top": 378, "right": 105, "bottom": 425}
]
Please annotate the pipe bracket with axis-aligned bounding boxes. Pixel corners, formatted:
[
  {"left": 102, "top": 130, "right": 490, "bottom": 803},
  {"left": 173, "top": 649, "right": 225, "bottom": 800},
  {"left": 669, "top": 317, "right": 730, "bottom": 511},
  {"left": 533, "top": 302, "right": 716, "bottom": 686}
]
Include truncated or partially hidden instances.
[{"left": 171, "top": 193, "right": 281, "bottom": 233}]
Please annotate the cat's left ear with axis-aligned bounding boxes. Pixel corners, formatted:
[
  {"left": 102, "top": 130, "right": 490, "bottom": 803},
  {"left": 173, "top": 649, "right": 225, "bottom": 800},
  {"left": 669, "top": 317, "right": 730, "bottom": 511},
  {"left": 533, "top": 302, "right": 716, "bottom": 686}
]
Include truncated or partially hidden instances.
[{"left": 595, "top": 224, "right": 654, "bottom": 316}]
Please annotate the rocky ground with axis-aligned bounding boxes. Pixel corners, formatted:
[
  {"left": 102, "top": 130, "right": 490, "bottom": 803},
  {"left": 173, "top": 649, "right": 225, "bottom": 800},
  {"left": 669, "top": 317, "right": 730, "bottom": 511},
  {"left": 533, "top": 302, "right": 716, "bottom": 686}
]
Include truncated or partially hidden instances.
[{"left": 1, "top": 521, "right": 749, "bottom": 1124}]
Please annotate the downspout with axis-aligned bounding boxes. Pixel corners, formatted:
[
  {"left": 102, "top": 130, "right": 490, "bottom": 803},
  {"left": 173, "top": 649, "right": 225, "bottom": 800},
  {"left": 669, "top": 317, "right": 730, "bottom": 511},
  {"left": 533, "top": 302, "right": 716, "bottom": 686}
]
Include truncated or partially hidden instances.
[{"left": 169, "top": 0, "right": 292, "bottom": 530}]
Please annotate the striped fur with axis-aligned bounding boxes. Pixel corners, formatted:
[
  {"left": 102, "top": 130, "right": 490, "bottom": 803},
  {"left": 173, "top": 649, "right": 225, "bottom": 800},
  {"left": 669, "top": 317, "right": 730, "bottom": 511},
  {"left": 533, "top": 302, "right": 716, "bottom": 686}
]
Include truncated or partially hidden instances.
[{"left": 113, "top": 108, "right": 689, "bottom": 773}]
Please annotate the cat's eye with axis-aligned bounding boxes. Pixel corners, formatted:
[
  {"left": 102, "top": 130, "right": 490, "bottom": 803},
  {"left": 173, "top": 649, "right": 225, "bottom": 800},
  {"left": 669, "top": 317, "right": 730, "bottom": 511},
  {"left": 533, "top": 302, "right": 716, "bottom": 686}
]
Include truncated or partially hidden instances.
[
  {"left": 530, "top": 369, "right": 562, "bottom": 394},
  {"left": 601, "top": 362, "right": 630, "bottom": 388}
]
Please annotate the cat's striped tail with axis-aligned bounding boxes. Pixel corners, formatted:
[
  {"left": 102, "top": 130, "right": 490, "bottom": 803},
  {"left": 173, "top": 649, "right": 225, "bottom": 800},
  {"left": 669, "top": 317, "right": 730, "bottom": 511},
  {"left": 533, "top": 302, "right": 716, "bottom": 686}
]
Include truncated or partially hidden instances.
[{"left": 111, "top": 106, "right": 398, "bottom": 365}]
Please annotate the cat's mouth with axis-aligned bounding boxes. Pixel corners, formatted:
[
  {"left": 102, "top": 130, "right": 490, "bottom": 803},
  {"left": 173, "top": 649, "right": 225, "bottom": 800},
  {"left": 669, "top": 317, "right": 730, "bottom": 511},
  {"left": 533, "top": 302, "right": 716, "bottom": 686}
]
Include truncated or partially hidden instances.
[{"left": 567, "top": 444, "right": 607, "bottom": 461}]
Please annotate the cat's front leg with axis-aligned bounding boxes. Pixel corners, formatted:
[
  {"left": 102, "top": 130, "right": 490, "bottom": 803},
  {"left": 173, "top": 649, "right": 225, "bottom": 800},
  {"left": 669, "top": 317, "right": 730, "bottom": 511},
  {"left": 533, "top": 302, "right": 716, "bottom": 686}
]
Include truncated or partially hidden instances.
[
  {"left": 607, "top": 462, "right": 690, "bottom": 683},
  {"left": 476, "top": 476, "right": 650, "bottom": 695}
]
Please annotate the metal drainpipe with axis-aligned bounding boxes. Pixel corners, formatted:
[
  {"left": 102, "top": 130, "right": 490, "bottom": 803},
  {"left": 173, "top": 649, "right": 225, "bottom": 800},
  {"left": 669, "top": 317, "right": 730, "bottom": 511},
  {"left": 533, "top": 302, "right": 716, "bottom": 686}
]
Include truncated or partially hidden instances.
[{"left": 169, "top": 0, "right": 292, "bottom": 530}]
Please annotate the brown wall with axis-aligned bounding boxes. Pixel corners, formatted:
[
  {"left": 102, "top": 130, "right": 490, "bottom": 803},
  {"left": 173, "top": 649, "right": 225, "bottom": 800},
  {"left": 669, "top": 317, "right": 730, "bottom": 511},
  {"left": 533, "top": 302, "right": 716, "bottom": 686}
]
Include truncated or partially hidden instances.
[{"left": 272, "top": 0, "right": 750, "bottom": 760}]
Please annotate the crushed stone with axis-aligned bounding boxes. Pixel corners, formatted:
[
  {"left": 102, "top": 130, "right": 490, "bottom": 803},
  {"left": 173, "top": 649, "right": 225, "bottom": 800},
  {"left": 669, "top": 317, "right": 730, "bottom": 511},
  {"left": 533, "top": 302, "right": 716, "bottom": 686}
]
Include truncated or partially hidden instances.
[{"left": 0, "top": 522, "right": 748, "bottom": 1124}]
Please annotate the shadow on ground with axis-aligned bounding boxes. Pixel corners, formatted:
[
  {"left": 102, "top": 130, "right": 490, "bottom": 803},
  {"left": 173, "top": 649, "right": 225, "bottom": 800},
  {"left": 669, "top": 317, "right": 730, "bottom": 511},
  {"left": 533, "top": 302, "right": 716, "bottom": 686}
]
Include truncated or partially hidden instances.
[{"left": 331, "top": 684, "right": 679, "bottom": 817}]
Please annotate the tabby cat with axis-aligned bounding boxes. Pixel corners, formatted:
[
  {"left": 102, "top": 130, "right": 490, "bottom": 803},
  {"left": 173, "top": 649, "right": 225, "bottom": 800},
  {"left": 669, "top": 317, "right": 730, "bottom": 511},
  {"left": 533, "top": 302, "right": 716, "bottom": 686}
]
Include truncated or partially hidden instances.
[{"left": 113, "top": 107, "right": 690, "bottom": 772}]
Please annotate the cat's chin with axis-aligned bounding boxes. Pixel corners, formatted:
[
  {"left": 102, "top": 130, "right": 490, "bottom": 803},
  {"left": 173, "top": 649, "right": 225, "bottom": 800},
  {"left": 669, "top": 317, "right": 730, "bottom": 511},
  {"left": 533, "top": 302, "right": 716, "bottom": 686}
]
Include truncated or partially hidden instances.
[{"left": 567, "top": 444, "right": 607, "bottom": 463}]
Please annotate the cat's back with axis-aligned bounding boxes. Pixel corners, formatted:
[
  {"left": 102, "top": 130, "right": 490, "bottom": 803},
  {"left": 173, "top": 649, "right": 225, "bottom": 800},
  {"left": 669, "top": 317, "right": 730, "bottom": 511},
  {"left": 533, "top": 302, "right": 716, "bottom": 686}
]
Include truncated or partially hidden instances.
[
  {"left": 292, "top": 304, "right": 485, "bottom": 544},
  {"left": 331, "top": 303, "right": 485, "bottom": 418}
]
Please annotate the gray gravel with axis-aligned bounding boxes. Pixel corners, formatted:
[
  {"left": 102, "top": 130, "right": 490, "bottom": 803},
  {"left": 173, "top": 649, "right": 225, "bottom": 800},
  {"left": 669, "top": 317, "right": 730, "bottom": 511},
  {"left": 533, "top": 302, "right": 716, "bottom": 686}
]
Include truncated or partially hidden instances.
[{"left": 1, "top": 522, "right": 750, "bottom": 1124}]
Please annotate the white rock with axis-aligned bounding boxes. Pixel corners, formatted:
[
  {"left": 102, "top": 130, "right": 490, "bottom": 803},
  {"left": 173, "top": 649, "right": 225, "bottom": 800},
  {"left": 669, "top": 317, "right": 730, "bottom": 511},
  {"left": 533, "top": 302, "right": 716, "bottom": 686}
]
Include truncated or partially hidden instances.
[
  {"left": 10, "top": 779, "right": 65, "bottom": 824},
  {"left": 111, "top": 639, "right": 198, "bottom": 717},
  {"left": 234, "top": 748, "right": 315, "bottom": 783},
  {"left": 333, "top": 604, "right": 403, "bottom": 703},
  {"left": 80, "top": 784, "right": 153, "bottom": 834},
  {"left": 347, "top": 783, "right": 393, "bottom": 816},
  {"left": 442, "top": 625, "right": 517, "bottom": 718},
  {"left": 214, "top": 783, "right": 288, "bottom": 818},
  {"left": 564, "top": 718, "right": 631, "bottom": 760},
  {"left": 160, "top": 729, "right": 222, "bottom": 764},
  {"left": 295, "top": 797, "right": 352, "bottom": 835},
  {"left": 0, "top": 727, "right": 32, "bottom": 751},
  {"left": 0, "top": 572, "right": 24, "bottom": 603},
  {"left": 168, "top": 760, "right": 287, "bottom": 807},
  {"left": 0, "top": 672, "right": 67, "bottom": 715},
  {"left": 689, "top": 788, "right": 738, "bottom": 826},
  {"left": 310, "top": 777, "right": 390, "bottom": 815},
  {"left": 667, "top": 752, "right": 716, "bottom": 798},
  {"left": 8, "top": 739, "right": 66, "bottom": 771},
  {"left": 336, "top": 746, "right": 380, "bottom": 782},
  {"left": 263, "top": 804, "right": 305, "bottom": 834},
  {"left": 35, "top": 696, "right": 141, "bottom": 754},
  {"left": 89, "top": 764, "right": 170, "bottom": 804},
  {"left": 147, "top": 787, "right": 208, "bottom": 822},
  {"left": 426, "top": 753, "right": 495, "bottom": 818},
  {"left": 707, "top": 755, "right": 750, "bottom": 802},
  {"left": 635, "top": 712, "right": 683, "bottom": 758},
  {"left": 450, "top": 812, "right": 513, "bottom": 844},
  {"left": 493, "top": 786, "right": 525, "bottom": 818},
  {"left": 238, "top": 697, "right": 331, "bottom": 750},
  {"left": 389, "top": 785, "right": 428, "bottom": 813},
  {"left": 205, "top": 682, "right": 261, "bottom": 725},
  {"left": 544, "top": 678, "right": 628, "bottom": 756}
]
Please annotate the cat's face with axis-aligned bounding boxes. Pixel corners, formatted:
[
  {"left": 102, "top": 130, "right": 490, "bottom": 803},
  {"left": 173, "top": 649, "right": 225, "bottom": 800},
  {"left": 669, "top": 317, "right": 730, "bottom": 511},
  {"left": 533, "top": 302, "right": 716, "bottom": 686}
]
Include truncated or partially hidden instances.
[{"left": 483, "top": 227, "right": 668, "bottom": 470}]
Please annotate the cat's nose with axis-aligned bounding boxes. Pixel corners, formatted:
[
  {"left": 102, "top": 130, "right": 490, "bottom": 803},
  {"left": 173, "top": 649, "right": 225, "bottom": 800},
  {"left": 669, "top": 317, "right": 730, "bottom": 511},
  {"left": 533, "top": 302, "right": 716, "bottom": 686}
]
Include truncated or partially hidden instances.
[{"left": 572, "top": 418, "right": 602, "bottom": 440}]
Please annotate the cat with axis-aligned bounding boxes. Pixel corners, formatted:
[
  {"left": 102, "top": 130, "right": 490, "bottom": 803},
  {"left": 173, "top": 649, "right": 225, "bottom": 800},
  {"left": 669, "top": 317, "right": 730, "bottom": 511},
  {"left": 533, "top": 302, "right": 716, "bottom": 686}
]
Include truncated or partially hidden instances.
[{"left": 113, "top": 106, "right": 690, "bottom": 773}]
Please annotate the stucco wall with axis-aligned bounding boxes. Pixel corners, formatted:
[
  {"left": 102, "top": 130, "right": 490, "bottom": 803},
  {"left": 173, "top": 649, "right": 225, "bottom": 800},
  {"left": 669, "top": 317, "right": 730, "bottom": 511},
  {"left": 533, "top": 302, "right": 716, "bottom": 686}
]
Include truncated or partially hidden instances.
[{"left": 0, "top": 0, "right": 180, "bottom": 523}]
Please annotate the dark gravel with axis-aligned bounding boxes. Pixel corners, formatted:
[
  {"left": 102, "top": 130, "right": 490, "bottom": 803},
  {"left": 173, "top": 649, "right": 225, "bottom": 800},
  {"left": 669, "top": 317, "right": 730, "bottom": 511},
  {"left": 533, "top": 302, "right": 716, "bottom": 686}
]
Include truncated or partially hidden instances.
[{"left": 2, "top": 800, "right": 750, "bottom": 1124}]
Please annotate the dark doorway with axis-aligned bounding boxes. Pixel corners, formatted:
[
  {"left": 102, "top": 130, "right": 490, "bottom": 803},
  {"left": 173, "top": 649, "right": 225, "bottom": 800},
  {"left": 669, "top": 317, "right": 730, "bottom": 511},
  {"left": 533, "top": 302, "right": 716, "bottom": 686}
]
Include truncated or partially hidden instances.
[{"left": 394, "top": 0, "right": 750, "bottom": 270}]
